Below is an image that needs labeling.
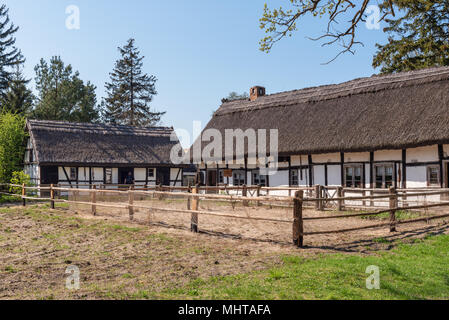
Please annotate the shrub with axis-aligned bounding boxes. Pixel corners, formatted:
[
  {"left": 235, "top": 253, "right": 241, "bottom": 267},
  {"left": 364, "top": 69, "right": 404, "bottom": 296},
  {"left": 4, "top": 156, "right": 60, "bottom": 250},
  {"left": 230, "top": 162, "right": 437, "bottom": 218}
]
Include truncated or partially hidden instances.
[{"left": 9, "top": 171, "right": 31, "bottom": 194}]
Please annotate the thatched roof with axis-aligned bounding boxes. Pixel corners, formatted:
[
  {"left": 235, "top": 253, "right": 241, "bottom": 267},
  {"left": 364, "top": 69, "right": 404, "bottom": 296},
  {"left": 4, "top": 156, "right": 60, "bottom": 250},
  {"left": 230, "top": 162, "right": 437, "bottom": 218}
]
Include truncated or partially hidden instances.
[
  {"left": 27, "top": 120, "right": 182, "bottom": 166},
  {"left": 198, "top": 66, "right": 449, "bottom": 157}
]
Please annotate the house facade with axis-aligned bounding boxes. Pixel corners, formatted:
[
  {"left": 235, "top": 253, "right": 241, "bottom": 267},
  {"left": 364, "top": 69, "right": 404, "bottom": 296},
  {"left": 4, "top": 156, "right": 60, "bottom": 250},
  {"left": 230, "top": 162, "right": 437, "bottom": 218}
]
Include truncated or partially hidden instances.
[
  {"left": 194, "top": 66, "right": 449, "bottom": 190},
  {"left": 24, "top": 120, "right": 188, "bottom": 187}
]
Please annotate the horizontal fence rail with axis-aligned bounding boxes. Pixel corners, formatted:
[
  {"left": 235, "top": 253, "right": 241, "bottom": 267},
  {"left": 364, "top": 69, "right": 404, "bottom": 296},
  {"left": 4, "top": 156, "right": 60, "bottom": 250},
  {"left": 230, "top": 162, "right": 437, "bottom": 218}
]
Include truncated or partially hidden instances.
[{"left": 1, "top": 183, "right": 449, "bottom": 247}]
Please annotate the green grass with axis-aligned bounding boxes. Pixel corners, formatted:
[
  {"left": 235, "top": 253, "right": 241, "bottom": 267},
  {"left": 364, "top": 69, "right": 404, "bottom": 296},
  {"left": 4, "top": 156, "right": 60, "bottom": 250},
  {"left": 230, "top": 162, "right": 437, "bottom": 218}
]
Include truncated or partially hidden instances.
[{"left": 163, "top": 235, "right": 449, "bottom": 300}]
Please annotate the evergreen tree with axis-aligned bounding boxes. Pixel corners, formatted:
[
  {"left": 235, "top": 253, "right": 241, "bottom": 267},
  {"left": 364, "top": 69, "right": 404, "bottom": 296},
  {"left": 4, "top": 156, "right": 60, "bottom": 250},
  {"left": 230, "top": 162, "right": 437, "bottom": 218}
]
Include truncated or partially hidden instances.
[
  {"left": 1, "top": 64, "right": 34, "bottom": 115},
  {"left": 33, "top": 56, "right": 100, "bottom": 123},
  {"left": 103, "top": 38, "right": 165, "bottom": 126},
  {"left": 0, "top": 4, "right": 24, "bottom": 96},
  {"left": 373, "top": 0, "right": 449, "bottom": 73}
]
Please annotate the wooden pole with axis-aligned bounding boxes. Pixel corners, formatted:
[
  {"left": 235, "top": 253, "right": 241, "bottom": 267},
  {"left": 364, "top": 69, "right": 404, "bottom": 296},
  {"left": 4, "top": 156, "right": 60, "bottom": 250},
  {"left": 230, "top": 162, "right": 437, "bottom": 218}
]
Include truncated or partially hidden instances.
[
  {"left": 191, "top": 184, "right": 199, "bottom": 233},
  {"left": 129, "top": 185, "right": 134, "bottom": 221},
  {"left": 242, "top": 184, "right": 248, "bottom": 206},
  {"left": 256, "top": 185, "right": 261, "bottom": 207},
  {"left": 337, "top": 187, "right": 343, "bottom": 211},
  {"left": 389, "top": 186, "right": 397, "bottom": 232},
  {"left": 187, "top": 185, "right": 191, "bottom": 210},
  {"left": 22, "top": 183, "right": 26, "bottom": 207},
  {"left": 50, "top": 184, "right": 55, "bottom": 209},
  {"left": 91, "top": 185, "right": 97, "bottom": 216},
  {"left": 293, "top": 190, "right": 304, "bottom": 247}
]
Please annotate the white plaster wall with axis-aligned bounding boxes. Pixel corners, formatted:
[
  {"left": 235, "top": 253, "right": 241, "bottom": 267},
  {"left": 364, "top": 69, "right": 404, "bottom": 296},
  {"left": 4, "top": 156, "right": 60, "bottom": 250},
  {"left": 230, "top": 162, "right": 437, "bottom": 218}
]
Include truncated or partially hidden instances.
[
  {"left": 171, "top": 168, "right": 183, "bottom": 186},
  {"left": 406, "top": 166, "right": 427, "bottom": 188},
  {"left": 344, "top": 152, "right": 369, "bottom": 162},
  {"left": 365, "top": 164, "right": 371, "bottom": 188},
  {"left": 407, "top": 145, "right": 438, "bottom": 163},
  {"left": 112, "top": 168, "right": 119, "bottom": 184},
  {"left": 299, "top": 168, "right": 308, "bottom": 186},
  {"left": 374, "top": 149, "right": 402, "bottom": 161},
  {"left": 312, "top": 153, "right": 340, "bottom": 163},
  {"left": 327, "top": 165, "right": 341, "bottom": 186},
  {"left": 443, "top": 144, "right": 449, "bottom": 158},
  {"left": 92, "top": 168, "right": 103, "bottom": 182},
  {"left": 314, "top": 165, "right": 325, "bottom": 186},
  {"left": 269, "top": 170, "right": 288, "bottom": 187},
  {"left": 291, "top": 155, "right": 308, "bottom": 166},
  {"left": 134, "top": 168, "right": 147, "bottom": 182}
]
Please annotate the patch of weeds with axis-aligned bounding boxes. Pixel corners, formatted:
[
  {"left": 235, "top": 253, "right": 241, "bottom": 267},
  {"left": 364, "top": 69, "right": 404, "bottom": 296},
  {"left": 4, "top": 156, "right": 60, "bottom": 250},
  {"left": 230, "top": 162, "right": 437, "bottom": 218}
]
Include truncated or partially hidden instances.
[{"left": 4, "top": 265, "right": 17, "bottom": 273}]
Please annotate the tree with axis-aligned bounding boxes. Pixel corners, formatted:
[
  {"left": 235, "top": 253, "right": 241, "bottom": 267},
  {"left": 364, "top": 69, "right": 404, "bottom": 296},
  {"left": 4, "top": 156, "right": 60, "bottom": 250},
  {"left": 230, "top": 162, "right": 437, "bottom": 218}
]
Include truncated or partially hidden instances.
[
  {"left": 373, "top": 0, "right": 449, "bottom": 73},
  {"left": 0, "top": 4, "right": 24, "bottom": 96},
  {"left": 221, "top": 91, "right": 249, "bottom": 103},
  {"left": 0, "top": 112, "right": 26, "bottom": 184},
  {"left": 259, "top": 0, "right": 395, "bottom": 61},
  {"left": 1, "top": 64, "right": 34, "bottom": 115},
  {"left": 103, "top": 38, "right": 165, "bottom": 126},
  {"left": 33, "top": 56, "right": 100, "bottom": 123}
]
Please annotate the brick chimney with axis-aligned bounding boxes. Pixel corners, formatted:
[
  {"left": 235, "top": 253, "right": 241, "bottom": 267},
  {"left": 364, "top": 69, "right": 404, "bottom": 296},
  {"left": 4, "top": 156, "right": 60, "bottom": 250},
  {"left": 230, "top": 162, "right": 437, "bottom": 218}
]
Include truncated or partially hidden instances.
[{"left": 250, "top": 86, "right": 265, "bottom": 101}]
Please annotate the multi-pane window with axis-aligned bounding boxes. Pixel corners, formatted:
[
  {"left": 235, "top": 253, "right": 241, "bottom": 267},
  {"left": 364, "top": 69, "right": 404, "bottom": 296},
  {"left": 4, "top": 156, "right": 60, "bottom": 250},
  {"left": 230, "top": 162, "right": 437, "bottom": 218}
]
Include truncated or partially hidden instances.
[
  {"left": 375, "top": 164, "right": 394, "bottom": 188},
  {"left": 105, "top": 168, "right": 112, "bottom": 184},
  {"left": 253, "top": 171, "right": 267, "bottom": 186},
  {"left": 148, "top": 168, "right": 155, "bottom": 179},
  {"left": 427, "top": 166, "right": 440, "bottom": 186},
  {"left": 290, "top": 169, "right": 299, "bottom": 186},
  {"left": 233, "top": 171, "right": 245, "bottom": 186},
  {"left": 70, "top": 167, "right": 77, "bottom": 180},
  {"left": 344, "top": 165, "right": 362, "bottom": 188}
]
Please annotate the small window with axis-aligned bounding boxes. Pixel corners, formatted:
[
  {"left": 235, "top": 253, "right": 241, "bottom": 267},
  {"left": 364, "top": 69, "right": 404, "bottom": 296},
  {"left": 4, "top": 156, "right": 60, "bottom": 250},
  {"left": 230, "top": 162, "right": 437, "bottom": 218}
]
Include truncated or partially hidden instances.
[
  {"left": 375, "top": 164, "right": 394, "bottom": 188},
  {"left": 233, "top": 171, "right": 245, "bottom": 186},
  {"left": 290, "top": 169, "right": 299, "bottom": 186},
  {"left": 427, "top": 166, "right": 440, "bottom": 186},
  {"left": 253, "top": 171, "right": 267, "bottom": 186},
  {"left": 344, "top": 165, "right": 363, "bottom": 188},
  {"left": 148, "top": 168, "right": 155, "bottom": 178},
  {"left": 70, "top": 168, "right": 77, "bottom": 180},
  {"left": 105, "top": 168, "right": 112, "bottom": 184}
]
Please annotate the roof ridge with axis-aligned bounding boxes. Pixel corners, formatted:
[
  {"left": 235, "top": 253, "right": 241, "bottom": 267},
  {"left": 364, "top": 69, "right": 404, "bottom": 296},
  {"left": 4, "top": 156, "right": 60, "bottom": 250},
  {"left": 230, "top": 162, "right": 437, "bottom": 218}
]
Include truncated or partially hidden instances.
[{"left": 216, "top": 66, "right": 449, "bottom": 116}]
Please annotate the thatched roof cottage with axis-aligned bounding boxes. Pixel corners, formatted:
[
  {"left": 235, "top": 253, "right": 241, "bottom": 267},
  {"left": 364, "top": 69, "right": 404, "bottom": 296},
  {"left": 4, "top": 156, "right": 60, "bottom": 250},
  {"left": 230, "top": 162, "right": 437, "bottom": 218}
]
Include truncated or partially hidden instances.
[
  {"left": 195, "top": 66, "right": 449, "bottom": 189},
  {"left": 24, "top": 120, "right": 188, "bottom": 187}
]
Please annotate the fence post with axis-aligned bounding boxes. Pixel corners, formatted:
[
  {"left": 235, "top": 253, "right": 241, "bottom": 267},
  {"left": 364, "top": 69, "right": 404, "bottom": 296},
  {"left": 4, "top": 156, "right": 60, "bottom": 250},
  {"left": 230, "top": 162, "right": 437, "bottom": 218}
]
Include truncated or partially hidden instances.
[
  {"left": 158, "top": 184, "right": 163, "bottom": 200},
  {"left": 293, "top": 190, "right": 304, "bottom": 247},
  {"left": 91, "top": 185, "right": 97, "bottom": 216},
  {"left": 187, "top": 185, "right": 192, "bottom": 210},
  {"left": 191, "top": 184, "right": 199, "bottom": 233},
  {"left": 389, "top": 186, "right": 397, "bottom": 232},
  {"left": 242, "top": 184, "right": 248, "bottom": 207},
  {"left": 337, "top": 187, "right": 343, "bottom": 211},
  {"left": 22, "top": 183, "right": 26, "bottom": 207},
  {"left": 50, "top": 184, "right": 55, "bottom": 209},
  {"left": 129, "top": 185, "right": 134, "bottom": 221},
  {"left": 256, "top": 185, "right": 261, "bottom": 207}
]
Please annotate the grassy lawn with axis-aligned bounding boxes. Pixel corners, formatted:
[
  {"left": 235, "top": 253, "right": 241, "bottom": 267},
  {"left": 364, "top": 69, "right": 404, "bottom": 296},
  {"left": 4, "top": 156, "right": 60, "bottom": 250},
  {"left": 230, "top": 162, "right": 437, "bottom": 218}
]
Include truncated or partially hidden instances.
[
  {"left": 0, "top": 204, "right": 448, "bottom": 300},
  {"left": 165, "top": 235, "right": 449, "bottom": 300}
]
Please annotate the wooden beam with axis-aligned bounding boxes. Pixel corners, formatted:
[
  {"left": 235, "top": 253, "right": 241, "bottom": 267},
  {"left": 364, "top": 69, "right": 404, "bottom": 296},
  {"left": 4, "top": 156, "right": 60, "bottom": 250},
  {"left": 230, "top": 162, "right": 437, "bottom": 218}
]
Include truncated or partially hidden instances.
[
  {"left": 308, "top": 155, "right": 313, "bottom": 187},
  {"left": 438, "top": 144, "right": 444, "bottom": 188},
  {"left": 340, "top": 152, "right": 344, "bottom": 187},
  {"left": 402, "top": 149, "right": 407, "bottom": 189}
]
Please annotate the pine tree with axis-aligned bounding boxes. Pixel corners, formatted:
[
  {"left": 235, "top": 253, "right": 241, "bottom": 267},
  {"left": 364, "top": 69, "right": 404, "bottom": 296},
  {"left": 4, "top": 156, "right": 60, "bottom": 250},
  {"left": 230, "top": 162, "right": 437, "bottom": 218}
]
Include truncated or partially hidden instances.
[
  {"left": 0, "top": 4, "right": 24, "bottom": 96},
  {"left": 33, "top": 56, "right": 100, "bottom": 123},
  {"left": 373, "top": 0, "right": 449, "bottom": 73},
  {"left": 103, "top": 38, "right": 165, "bottom": 126},
  {"left": 1, "top": 64, "right": 34, "bottom": 115}
]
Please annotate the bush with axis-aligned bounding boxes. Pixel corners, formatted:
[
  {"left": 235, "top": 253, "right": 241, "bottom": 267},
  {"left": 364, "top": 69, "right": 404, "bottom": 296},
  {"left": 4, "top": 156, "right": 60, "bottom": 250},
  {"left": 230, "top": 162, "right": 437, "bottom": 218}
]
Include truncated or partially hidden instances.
[
  {"left": 9, "top": 171, "right": 31, "bottom": 194},
  {"left": 0, "top": 112, "right": 27, "bottom": 184}
]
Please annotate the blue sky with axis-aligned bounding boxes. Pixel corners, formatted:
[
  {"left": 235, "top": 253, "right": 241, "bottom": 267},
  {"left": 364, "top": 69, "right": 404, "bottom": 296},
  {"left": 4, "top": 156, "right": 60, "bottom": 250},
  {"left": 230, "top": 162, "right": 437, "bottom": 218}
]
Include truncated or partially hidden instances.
[{"left": 5, "top": 0, "right": 389, "bottom": 146}]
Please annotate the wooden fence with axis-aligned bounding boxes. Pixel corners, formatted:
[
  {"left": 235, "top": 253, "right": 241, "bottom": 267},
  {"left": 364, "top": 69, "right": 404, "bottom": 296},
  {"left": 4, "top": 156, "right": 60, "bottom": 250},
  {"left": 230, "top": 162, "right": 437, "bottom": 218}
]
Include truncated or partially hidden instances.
[{"left": 1, "top": 183, "right": 449, "bottom": 247}]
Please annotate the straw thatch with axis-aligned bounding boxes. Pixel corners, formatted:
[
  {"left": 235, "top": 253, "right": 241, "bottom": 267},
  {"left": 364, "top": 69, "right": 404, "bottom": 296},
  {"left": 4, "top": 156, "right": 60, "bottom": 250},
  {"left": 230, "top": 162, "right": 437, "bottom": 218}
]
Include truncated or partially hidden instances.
[
  {"left": 198, "top": 66, "right": 449, "bottom": 156},
  {"left": 27, "top": 120, "right": 181, "bottom": 166}
]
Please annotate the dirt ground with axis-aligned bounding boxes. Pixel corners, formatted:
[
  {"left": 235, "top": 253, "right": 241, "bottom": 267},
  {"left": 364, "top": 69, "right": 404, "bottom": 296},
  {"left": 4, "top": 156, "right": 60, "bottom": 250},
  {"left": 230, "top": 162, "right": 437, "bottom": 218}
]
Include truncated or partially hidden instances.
[{"left": 1, "top": 197, "right": 448, "bottom": 299}]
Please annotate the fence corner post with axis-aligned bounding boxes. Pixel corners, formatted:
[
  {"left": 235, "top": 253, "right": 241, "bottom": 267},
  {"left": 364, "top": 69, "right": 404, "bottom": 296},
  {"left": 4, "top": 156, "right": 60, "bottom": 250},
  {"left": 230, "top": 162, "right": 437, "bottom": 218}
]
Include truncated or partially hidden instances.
[
  {"left": 389, "top": 186, "right": 397, "bottom": 232},
  {"left": 293, "top": 190, "right": 304, "bottom": 248},
  {"left": 91, "top": 185, "right": 97, "bottom": 216},
  {"left": 50, "top": 184, "right": 55, "bottom": 209},
  {"left": 191, "top": 184, "right": 199, "bottom": 233},
  {"left": 129, "top": 185, "right": 134, "bottom": 221},
  {"left": 22, "top": 183, "right": 26, "bottom": 207}
]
